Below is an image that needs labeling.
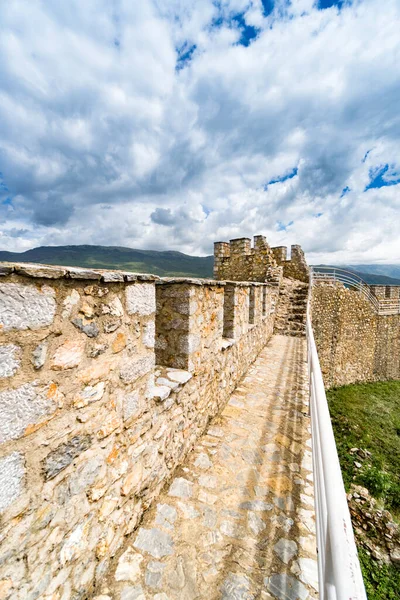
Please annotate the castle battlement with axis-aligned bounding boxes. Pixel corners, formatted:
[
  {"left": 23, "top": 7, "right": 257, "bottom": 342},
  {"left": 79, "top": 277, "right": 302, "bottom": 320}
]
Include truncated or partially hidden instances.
[{"left": 214, "top": 234, "right": 309, "bottom": 283}]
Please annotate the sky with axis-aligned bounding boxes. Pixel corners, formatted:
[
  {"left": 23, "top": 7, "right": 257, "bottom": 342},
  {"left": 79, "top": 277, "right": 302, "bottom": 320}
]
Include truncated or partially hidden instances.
[{"left": 0, "top": 0, "right": 399, "bottom": 264}]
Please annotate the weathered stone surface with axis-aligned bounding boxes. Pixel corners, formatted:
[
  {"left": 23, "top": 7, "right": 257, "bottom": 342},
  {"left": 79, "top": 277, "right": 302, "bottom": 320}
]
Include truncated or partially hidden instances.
[
  {"left": 68, "top": 456, "right": 103, "bottom": 495},
  {"left": 239, "top": 500, "right": 273, "bottom": 512},
  {"left": 112, "top": 332, "right": 127, "bottom": 353},
  {"left": 97, "top": 413, "right": 122, "bottom": 439},
  {"left": 121, "top": 390, "right": 143, "bottom": 421},
  {"left": 73, "top": 382, "right": 105, "bottom": 408},
  {"left": 221, "top": 573, "right": 254, "bottom": 600},
  {"left": 101, "top": 272, "right": 124, "bottom": 283},
  {"left": 274, "top": 539, "right": 298, "bottom": 564},
  {"left": 109, "top": 297, "right": 124, "bottom": 316},
  {"left": 0, "top": 383, "right": 59, "bottom": 443},
  {"left": 42, "top": 435, "right": 92, "bottom": 479},
  {"left": 62, "top": 289, "right": 80, "bottom": 318},
  {"left": 148, "top": 385, "right": 171, "bottom": 402},
  {"left": 51, "top": 339, "right": 85, "bottom": 370},
  {"left": 145, "top": 561, "right": 165, "bottom": 589},
  {"left": 104, "top": 320, "right": 121, "bottom": 333},
  {"left": 67, "top": 267, "right": 101, "bottom": 280},
  {"left": 60, "top": 518, "right": 92, "bottom": 564},
  {"left": 194, "top": 453, "right": 212, "bottom": 470},
  {"left": 72, "top": 318, "right": 100, "bottom": 338},
  {"left": 265, "top": 574, "right": 308, "bottom": 600},
  {"left": 0, "top": 283, "right": 56, "bottom": 330},
  {"left": 0, "top": 265, "right": 13, "bottom": 276},
  {"left": 120, "top": 585, "right": 146, "bottom": 600},
  {"left": 0, "top": 452, "right": 25, "bottom": 512},
  {"left": 120, "top": 354, "right": 155, "bottom": 384},
  {"left": 143, "top": 321, "right": 155, "bottom": 349},
  {"left": 155, "top": 504, "right": 177, "bottom": 530},
  {"left": 296, "top": 557, "right": 318, "bottom": 591},
  {"left": 78, "top": 358, "right": 113, "bottom": 384},
  {"left": 126, "top": 284, "right": 156, "bottom": 316},
  {"left": 0, "top": 344, "right": 21, "bottom": 378},
  {"left": 248, "top": 512, "right": 266, "bottom": 535},
  {"left": 133, "top": 528, "right": 174, "bottom": 559},
  {"left": 32, "top": 342, "right": 47, "bottom": 370},
  {"left": 166, "top": 369, "right": 192, "bottom": 384},
  {"left": 168, "top": 478, "right": 193, "bottom": 499},
  {"left": 14, "top": 263, "right": 67, "bottom": 278},
  {"left": 115, "top": 547, "right": 143, "bottom": 582}
]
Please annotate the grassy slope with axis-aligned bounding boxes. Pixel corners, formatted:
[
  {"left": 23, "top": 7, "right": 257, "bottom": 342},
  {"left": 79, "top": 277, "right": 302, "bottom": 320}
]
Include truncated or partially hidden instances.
[{"left": 327, "top": 381, "right": 400, "bottom": 598}]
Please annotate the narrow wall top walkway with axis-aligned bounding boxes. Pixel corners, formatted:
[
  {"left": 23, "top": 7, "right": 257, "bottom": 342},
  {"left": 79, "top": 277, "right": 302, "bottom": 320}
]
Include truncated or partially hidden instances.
[{"left": 103, "top": 335, "right": 318, "bottom": 600}]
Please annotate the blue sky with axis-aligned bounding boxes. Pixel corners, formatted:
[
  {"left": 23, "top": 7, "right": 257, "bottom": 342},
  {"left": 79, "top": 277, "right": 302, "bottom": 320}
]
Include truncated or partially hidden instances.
[{"left": 0, "top": 0, "right": 399, "bottom": 264}]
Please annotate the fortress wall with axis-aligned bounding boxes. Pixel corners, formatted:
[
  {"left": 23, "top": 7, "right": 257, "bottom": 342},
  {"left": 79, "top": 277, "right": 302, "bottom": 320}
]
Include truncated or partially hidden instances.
[
  {"left": 311, "top": 283, "right": 400, "bottom": 388},
  {"left": 0, "top": 263, "right": 276, "bottom": 599}
]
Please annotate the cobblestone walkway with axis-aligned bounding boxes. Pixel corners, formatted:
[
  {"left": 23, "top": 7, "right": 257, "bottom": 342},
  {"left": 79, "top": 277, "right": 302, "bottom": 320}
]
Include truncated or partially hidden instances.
[{"left": 101, "top": 335, "right": 318, "bottom": 600}]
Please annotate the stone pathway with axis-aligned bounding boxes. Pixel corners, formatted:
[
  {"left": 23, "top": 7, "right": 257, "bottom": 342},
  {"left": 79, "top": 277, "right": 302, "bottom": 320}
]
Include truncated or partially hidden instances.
[{"left": 100, "top": 335, "right": 318, "bottom": 600}]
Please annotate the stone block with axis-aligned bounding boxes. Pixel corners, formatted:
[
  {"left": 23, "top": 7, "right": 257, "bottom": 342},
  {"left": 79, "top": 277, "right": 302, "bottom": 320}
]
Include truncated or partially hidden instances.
[
  {"left": 0, "top": 383, "right": 61, "bottom": 444},
  {"left": 51, "top": 339, "right": 85, "bottom": 370},
  {"left": 73, "top": 382, "right": 105, "bottom": 408},
  {"left": 43, "top": 434, "right": 92, "bottom": 480},
  {"left": 121, "top": 390, "right": 144, "bottom": 421},
  {"left": 71, "top": 318, "right": 99, "bottom": 338},
  {"left": 0, "top": 344, "right": 21, "bottom": 378},
  {"left": 32, "top": 342, "right": 47, "bottom": 370},
  {"left": 112, "top": 332, "right": 127, "bottom": 353},
  {"left": 120, "top": 354, "right": 155, "bottom": 384},
  {"left": 126, "top": 283, "right": 156, "bottom": 316},
  {"left": 78, "top": 358, "right": 113, "bottom": 384},
  {"left": 0, "top": 452, "right": 25, "bottom": 513},
  {"left": 0, "top": 283, "right": 56, "bottom": 331},
  {"left": 133, "top": 528, "right": 174, "bottom": 559}
]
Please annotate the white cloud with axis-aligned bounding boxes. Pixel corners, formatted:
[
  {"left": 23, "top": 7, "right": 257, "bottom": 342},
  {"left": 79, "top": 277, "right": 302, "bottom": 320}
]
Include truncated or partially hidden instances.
[{"left": 0, "top": 0, "right": 399, "bottom": 264}]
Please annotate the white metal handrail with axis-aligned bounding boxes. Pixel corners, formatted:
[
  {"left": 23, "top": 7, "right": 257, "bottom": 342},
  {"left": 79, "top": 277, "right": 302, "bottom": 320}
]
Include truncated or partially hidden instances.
[
  {"left": 311, "top": 266, "right": 400, "bottom": 315},
  {"left": 307, "top": 307, "right": 367, "bottom": 600}
]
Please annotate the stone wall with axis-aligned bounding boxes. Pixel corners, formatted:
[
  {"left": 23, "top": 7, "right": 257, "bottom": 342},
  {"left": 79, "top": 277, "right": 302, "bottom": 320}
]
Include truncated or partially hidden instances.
[
  {"left": 311, "top": 282, "right": 400, "bottom": 388},
  {"left": 0, "top": 263, "right": 276, "bottom": 599}
]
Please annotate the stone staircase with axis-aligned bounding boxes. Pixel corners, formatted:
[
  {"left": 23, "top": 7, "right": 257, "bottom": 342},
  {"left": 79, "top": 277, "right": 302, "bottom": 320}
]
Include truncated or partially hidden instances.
[{"left": 274, "top": 278, "right": 309, "bottom": 337}]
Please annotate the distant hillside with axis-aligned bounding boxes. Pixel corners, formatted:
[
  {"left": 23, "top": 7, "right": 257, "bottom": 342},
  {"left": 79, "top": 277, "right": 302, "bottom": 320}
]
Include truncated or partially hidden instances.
[
  {"left": 0, "top": 245, "right": 214, "bottom": 278},
  {"left": 346, "top": 264, "right": 400, "bottom": 281},
  {"left": 313, "top": 265, "right": 400, "bottom": 286}
]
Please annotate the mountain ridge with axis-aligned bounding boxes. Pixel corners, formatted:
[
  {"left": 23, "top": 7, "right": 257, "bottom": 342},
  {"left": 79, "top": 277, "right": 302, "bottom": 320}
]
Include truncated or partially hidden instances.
[{"left": 0, "top": 245, "right": 214, "bottom": 278}]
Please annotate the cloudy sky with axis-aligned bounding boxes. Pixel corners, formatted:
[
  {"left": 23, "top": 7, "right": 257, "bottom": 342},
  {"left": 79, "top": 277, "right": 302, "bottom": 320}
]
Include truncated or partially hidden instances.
[{"left": 0, "top": 0, "right": 399, "bottom": 264}]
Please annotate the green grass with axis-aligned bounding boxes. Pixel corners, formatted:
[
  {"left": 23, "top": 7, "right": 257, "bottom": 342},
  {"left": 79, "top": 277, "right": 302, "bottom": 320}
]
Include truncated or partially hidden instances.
[
  {"left": 359, "top": 547, "right": 400, "bottom": 600},
  {"left": 327, "top": 380, "right": 400, "bottom": 597},
  {"left": 327, "top": 380, "right": 400, "bottom": 516}
]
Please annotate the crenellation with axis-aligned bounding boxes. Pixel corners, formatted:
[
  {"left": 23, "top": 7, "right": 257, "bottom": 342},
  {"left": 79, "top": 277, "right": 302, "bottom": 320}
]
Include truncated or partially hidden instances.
[
  {"left": 229, "top": 237, "right": 252, "bottom": 255},
  {"left": 271, "top": 244, "right": 309, "bottom": 283},
  {"left": 271, "top": 245, "right": 287, "bottom": 263},
  {"left": 214, "top": 234, "right": 307, "bottom": 285}
]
